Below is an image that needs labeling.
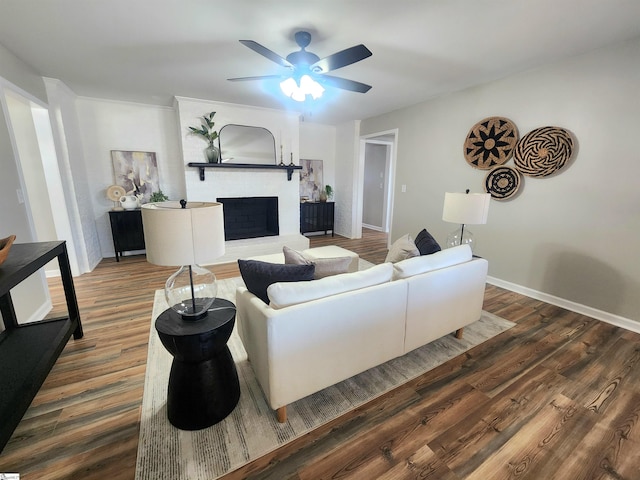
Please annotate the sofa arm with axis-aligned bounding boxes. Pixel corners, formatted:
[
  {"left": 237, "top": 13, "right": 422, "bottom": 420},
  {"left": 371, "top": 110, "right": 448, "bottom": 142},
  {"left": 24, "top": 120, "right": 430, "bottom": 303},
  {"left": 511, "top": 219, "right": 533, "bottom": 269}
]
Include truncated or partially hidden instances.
[{"left": 236, "top": 286, "right": 274, "bottom": 401}]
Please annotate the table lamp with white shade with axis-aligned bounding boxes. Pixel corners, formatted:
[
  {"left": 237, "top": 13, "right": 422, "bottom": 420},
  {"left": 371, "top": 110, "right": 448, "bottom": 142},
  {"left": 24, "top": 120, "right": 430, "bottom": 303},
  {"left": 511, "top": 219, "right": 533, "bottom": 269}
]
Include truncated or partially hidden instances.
[
  {"left": 141, "top": 200, "right": 225, "bottom": 320},
  {"left": 442, "top": 189, "right": 490, "bottom": 252}
]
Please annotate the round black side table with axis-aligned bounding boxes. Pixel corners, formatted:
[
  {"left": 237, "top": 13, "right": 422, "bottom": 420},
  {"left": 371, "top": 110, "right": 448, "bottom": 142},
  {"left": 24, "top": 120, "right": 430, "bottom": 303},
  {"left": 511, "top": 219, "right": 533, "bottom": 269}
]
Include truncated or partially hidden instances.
[{"left": 155, "top": 297, "right": 240, "bottom": 430}]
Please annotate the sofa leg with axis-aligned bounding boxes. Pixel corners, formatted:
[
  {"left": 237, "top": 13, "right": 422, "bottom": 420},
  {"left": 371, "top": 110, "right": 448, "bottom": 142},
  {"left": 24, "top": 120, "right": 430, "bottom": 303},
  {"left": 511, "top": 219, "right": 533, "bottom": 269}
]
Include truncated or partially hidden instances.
[
  {"left": 276, "top": 406, "right": 287, "bottom": 423},
  {"left": 455, "top": 328, "right": 464, "bottom": 339}
]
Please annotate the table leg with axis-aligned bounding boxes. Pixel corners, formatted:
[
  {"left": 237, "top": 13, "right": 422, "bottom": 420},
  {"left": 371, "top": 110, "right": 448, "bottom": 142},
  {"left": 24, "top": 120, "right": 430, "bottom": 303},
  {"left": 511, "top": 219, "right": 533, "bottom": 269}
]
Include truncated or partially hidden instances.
[
  {"left": 57, "top": 246, "right": 83, "bottom": 339},
  {"left": 166, "top": 346, "right": 240, "bottom": 430}
]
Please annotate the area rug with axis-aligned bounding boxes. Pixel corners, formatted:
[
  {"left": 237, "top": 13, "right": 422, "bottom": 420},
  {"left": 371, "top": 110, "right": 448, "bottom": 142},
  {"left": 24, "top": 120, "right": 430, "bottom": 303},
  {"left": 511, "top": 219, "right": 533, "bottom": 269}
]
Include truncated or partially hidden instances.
[{"left": 135, "top": 264, "right": 515, "bottom": 480}]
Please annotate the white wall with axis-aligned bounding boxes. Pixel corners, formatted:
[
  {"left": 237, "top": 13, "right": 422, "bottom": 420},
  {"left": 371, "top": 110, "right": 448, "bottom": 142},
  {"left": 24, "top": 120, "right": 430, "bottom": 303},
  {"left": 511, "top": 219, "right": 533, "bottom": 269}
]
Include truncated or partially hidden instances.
[
  {"left": 0, "top": 42, "right": 46, "bottom": 104},
  {"left": 300, "top": 122, "right": 336, "bottom": 193},
  {"left": 0, "top": 48, "right": 52, "bottom": 325},
  {"left": 5, "top": 92, "right": 58, "bottom": 243},
  {"left": 334, "top": 120, "right": 361, "bottom": 238},
  {"left": 45, "top": 78, "right": 102, "bottom": 273},
  {"left": 75, "top": 97, "right": 182, "bottom": 258},
  {"left": 361, "top": 37, "right": 640, "bottom": 325}
]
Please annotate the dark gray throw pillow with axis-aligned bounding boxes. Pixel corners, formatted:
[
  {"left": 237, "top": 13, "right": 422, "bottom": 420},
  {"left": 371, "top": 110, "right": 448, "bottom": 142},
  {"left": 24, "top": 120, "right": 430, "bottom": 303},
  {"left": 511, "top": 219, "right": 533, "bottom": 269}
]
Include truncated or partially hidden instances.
[
  {"left": 237, "top": 259, "right": 315, "bottom": 304},
  {"left": 414, "top": 228, "right": 441, "bottom": 255}
]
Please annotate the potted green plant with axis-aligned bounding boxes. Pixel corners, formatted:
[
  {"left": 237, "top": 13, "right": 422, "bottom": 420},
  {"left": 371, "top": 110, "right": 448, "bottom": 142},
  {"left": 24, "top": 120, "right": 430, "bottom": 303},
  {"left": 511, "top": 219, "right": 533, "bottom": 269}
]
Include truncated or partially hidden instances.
[
  {"left": 189, "top": 111, "right": 219, "bottom": 163},
  {"left": 149, "top": 190, "right": 169, "bottom": 202},
  {"left": 320, "top": 185, "right": 334, "bottom": 202},
  {"left": 324, "top": 185, "right": 334, "bottom": 200}
]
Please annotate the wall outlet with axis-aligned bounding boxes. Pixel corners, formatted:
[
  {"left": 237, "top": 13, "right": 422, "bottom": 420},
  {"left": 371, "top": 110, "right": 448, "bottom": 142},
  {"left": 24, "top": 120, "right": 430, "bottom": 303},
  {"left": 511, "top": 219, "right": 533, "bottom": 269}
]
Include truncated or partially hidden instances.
[
  {"left": 16, "top": 189, "right": 25, "bottom": 204},
  {"left": 401, "top": 184, "right": 407, "bottom": 193}
]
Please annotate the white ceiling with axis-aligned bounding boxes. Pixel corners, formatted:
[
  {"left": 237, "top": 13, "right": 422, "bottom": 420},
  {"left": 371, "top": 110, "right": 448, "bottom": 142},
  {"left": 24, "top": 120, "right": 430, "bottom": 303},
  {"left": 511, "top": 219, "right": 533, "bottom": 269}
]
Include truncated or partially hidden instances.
[{"left": 1, "top": 0, "right": 639, "bottom": 125}]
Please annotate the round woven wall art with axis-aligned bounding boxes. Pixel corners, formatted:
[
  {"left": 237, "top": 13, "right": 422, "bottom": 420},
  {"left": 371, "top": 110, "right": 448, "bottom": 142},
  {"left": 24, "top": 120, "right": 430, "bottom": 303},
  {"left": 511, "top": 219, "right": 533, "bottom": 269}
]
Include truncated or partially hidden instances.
[
  {"left": 485, "top": 165, "right": 521, "bottom": 200},
  {"left": 464, "top": 116, "right": 519, "bottom": 169},
  {"left": 513, "top": 126, "right": 574, "bottom": 177}
]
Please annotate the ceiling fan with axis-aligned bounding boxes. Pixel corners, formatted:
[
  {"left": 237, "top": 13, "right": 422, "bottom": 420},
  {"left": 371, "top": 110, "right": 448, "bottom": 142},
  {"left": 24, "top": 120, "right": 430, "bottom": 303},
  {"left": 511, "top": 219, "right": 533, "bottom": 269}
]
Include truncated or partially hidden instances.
[{"left": 228, "top": 31, "right": 373, "bottom": 100}]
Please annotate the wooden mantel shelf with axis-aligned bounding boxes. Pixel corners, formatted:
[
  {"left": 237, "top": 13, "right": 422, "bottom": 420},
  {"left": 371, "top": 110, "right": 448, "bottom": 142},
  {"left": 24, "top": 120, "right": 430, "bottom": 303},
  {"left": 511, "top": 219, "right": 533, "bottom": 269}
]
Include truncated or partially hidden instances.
[{"left": 187, "top": 163, "right": 303, "bottom": 181}]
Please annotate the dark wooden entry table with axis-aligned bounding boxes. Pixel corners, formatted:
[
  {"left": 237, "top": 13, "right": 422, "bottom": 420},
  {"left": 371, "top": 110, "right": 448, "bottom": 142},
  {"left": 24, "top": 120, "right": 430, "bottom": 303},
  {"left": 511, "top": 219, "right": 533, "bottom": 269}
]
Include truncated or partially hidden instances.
[
  {"left": 155, "top": 298, "right": 240, "bottom": 430},
  {"left": 0, "top": 241, "right": 83, "bottom": 451}
]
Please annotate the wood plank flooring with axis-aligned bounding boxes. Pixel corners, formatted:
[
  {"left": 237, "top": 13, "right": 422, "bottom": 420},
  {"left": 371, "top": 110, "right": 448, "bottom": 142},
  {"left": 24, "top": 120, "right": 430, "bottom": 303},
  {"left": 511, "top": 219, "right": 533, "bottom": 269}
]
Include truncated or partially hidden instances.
[{"left": 1, "top": 229, "right": 639, "bottom": 479}]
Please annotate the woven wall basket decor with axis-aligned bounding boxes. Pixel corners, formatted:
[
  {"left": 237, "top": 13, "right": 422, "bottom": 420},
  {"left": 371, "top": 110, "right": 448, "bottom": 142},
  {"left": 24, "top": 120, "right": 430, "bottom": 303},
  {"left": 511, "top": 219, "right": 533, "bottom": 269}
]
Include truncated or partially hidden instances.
[
  {"left": 464, "top": 116, "right": 519, "bottom": 169},
  {"left": 513, "top": 126, "right": 574, "bottom": 177},
  {"left": 485, "top": 165, "right": 521, "bottom": 200}
]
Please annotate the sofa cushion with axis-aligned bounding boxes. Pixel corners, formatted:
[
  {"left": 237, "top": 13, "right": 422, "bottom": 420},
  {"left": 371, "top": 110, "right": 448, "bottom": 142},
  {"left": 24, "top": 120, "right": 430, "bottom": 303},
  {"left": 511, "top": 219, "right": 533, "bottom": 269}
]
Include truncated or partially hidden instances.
[
  {"left": 283, "top": 246, "right": 352, "bottom": 279},
  {"left": 414, "top": 228, "right": 441, "bottom": 255},
  {"left": 384, "top": 234, "right": 420, "bottom": 263},
  {"left": 268, "top": 262, "right": 393, "bottom": 309},
  {"left": 238, "top": 259, "right": 315, "bottom": 304},
  {"left": 393, "top": 244, "right": 472, "bottom": 280}
]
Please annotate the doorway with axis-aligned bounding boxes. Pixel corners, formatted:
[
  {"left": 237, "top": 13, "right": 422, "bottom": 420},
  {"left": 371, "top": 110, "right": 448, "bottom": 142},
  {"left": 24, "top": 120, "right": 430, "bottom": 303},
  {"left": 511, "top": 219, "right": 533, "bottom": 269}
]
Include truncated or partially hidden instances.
[
  {"left": 359, "top": 130, "right": 397, "bottom": 238},
  {"left": 3, "top": 87, "right": 79, "bottom": 276}
]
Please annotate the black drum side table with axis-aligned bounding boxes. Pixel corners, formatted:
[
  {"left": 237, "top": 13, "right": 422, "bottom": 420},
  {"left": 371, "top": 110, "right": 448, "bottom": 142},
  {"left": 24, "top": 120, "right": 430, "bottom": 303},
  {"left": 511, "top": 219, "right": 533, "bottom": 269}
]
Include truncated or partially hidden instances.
[{"left": 155, "top": 298, "right": 240, "bottom": 430}]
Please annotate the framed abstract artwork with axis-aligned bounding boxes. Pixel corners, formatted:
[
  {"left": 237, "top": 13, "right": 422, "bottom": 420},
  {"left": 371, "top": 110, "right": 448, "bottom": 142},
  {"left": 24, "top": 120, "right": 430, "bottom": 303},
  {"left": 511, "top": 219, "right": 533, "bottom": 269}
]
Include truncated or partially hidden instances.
[
  {"left": 299, "top": 159, "right": 323, "bottom": 202},
  {"left": 111, "top": 150, "right": 159, "bottom": 204}
]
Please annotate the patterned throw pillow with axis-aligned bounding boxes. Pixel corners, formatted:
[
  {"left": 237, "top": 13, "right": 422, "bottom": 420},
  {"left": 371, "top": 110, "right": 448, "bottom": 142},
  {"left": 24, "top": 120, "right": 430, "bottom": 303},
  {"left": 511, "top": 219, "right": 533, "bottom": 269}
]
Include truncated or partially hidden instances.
[{"left": 238, "top": 259, "right": 315, "bottom": 304}]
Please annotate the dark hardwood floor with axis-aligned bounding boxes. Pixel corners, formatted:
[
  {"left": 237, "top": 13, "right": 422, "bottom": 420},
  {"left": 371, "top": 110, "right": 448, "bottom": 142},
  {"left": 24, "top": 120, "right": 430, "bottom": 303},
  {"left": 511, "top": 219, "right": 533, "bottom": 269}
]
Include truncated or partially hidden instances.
[{"left": 1, "top": 228, "right": 639, "bottom": 479}]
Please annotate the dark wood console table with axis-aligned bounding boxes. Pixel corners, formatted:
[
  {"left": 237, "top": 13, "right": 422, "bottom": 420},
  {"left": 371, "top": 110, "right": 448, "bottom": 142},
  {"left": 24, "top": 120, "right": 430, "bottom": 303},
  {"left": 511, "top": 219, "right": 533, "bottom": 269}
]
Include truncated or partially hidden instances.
[
  {"left": 300, "top": 201, "right": 335, "bottom": 236},
  {"left": 0, "top": 241, "right": 83, "bottom": 451},
  {"left": 109, "top": 209, "right": 145, "bottom": 261}
]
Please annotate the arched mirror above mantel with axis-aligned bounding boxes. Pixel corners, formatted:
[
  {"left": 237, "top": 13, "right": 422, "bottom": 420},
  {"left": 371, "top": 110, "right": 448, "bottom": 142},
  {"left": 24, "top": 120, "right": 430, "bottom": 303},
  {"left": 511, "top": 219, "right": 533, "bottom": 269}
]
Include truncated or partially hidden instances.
[{"left": 219, "top": 124, "right": 276, "bottom": 165}]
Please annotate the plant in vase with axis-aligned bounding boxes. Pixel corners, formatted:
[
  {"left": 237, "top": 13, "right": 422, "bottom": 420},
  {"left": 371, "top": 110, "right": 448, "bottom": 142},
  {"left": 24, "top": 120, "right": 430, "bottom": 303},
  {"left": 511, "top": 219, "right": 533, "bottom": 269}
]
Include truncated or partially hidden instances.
[
  {"left": 320, "top": 185, "right": 334, "bottom": 202},
  {"left": 189, "top": 111, "right": 219, "bottom": 163},
  {"left": 149, "top": 190, "right": 169, "bottom": 202}
]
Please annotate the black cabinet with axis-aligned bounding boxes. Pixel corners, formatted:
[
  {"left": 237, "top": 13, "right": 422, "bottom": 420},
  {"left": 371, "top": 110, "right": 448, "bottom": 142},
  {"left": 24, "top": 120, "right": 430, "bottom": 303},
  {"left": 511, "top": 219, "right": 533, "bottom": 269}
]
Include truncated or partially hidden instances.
[
  {"left": 300, "top": 202, "right": 335, "bottom": 236},
  {"left": 109, "top": 210, "right": 145, "bottom": 261},
  {"left": 0, "top": 241, "right": 83, "bottom": 451}
]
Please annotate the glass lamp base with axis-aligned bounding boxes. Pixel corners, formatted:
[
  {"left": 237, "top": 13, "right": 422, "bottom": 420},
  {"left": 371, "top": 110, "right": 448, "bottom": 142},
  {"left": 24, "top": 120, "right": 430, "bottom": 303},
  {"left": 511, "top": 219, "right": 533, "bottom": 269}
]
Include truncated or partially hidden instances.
[
  {"left": 165, "top": 264, "right": 218, "bottom": 321},
  {"left": 446, "top": 227, "right": 475, "bottom": 251}
]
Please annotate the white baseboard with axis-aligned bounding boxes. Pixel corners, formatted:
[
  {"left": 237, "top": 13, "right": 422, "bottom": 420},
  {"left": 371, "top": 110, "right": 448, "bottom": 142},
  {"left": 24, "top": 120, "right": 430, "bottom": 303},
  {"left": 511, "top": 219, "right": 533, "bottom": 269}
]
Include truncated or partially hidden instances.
[
  {"left": 22, "top": 299, "right": 54, "bottom": 325},
  {"left": 487, "top": 275, "right": 640, "bottom": 334},
  {"left": 362, "top": 223, "right": 384, "bottom": 232}
]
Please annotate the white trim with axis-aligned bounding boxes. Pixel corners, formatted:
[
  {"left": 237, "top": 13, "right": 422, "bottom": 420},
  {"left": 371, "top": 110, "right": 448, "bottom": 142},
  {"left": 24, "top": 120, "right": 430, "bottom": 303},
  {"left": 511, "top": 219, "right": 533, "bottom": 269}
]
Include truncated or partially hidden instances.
[
  {"left": 0, "top": 75, "right": 48, "bottom": 108},
  {"left": 487, "top": 275, "right": 640, "bottom": 334},
  {"left": 362, "top": 223, "right": 383, "bottom": 232},
  {"left": 20, "top": 298, "right": 53, "bottom": 325},
  {"left": 360, "top": 128, "right": 398, "bottom": 247}
]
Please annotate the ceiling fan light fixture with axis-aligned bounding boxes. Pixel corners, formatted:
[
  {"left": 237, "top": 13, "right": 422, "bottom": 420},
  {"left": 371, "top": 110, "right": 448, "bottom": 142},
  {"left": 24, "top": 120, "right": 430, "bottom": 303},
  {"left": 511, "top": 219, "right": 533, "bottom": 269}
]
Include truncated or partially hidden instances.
[
  {"left": 279, "top": 75, "right": 324, "bottom": 102},
  {"left": 301, "top": 75, "right": 324, "bottom": 99}
]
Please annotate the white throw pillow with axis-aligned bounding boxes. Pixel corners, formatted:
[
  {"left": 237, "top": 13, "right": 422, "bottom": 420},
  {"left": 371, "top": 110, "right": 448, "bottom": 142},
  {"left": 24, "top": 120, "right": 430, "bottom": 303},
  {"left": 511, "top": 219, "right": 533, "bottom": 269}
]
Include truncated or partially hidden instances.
[
  {"left": 283, "top": 246, "right": 352, "bottom": 279},
  {"left": 392, "top": 244, "right": 472, "bottom": 279},
  {"left": 384, "top": 234, "right": 420, "bottom": 263},
  {"left": 268, "top": 262, "right": 393, "bottom": 309}
]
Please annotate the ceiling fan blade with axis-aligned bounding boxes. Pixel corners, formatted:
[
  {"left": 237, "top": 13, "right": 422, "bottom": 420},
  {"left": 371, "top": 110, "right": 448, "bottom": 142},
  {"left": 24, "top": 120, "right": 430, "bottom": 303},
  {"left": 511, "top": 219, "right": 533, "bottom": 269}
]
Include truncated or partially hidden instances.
[
  {"left": 318, "top": 75, "right": 372, "bottom": 93},
  {"left": 227, "top": 75, "right": 284, "bottom": 82},
  {"left": 311, "top": 44, "right": 372, "bottom": 73},
  {"left": 239, "top": 40, "right": 293, "bottom": 68}
]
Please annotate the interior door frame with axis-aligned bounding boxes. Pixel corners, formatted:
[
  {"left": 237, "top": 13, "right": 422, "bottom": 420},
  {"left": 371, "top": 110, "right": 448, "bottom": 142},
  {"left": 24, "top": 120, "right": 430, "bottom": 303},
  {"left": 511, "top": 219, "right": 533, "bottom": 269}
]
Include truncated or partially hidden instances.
[{"left": 358, "top": 129, "right": 398, "bottom": 244}]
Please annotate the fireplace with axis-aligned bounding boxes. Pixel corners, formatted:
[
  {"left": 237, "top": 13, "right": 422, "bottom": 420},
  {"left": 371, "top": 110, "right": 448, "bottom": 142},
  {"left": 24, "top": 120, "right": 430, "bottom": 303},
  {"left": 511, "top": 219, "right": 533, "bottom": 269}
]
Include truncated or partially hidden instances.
[{"left": 218, "top": 197, "right": 279, "bottom": 241}]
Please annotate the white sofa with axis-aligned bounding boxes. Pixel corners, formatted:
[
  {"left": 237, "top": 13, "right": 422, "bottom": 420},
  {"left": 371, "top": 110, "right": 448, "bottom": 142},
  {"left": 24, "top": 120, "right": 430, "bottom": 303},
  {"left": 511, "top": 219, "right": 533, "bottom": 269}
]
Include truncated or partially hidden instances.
[{"left": 236, "top": 244, "right": 488, "bottom": 422}]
